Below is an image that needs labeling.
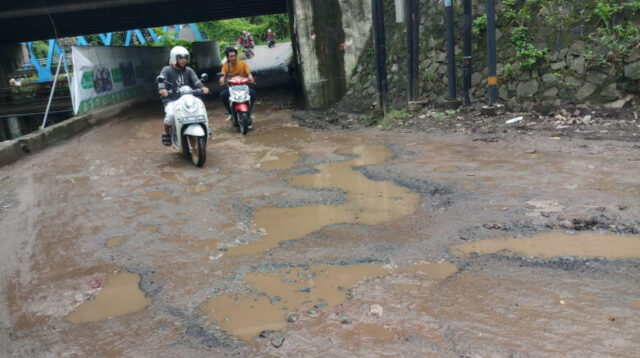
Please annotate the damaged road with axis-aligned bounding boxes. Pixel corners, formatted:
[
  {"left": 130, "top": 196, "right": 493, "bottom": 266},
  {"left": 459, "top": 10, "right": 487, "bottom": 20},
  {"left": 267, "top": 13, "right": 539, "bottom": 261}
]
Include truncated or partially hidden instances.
[{"left": 1, "top": 89, "right": 639, "bottom": 357}]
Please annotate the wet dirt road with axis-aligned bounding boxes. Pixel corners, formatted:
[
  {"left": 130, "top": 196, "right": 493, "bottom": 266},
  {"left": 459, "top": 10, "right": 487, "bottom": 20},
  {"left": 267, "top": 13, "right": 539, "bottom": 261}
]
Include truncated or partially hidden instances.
[{"left": 1, "top": 89, "right": 639, "bottom": 357}]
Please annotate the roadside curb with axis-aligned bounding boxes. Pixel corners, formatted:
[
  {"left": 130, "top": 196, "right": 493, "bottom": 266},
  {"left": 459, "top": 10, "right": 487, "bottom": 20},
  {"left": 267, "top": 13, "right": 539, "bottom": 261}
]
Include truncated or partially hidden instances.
[{"left": 0, "top": 96, "right": 155, "bottom": 169}]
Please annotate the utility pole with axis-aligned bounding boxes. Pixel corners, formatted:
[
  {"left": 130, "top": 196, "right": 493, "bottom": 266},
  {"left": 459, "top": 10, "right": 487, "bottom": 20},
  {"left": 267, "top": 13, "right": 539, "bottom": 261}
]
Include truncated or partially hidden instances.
[
  {"left": 371, "top": 0, "right": 389, "bottom": 112},
  {"left": 486, "top": 0, "right": 498, "bottom": 105},
  {"left": 406, "top": 0, "right": 419, "bottom": 102},
  {"left": 444, "top": 0, "right": 456, "bottom": 102},
  {"left": 463, "top": 0, "right": 472, "bottom": 106}
]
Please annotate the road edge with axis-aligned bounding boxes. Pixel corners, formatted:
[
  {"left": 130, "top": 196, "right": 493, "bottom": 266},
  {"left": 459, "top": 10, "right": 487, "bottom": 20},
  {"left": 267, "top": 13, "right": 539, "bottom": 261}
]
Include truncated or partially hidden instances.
[{"left": 0, "top": 95, "right": 155, "bottom": 169}]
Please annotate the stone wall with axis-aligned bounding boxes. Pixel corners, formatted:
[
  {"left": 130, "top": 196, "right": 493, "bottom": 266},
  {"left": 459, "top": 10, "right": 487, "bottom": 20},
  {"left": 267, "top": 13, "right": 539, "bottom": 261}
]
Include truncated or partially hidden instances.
[{"left": 348, "top": 0, "right": 640, "bottom": 112}]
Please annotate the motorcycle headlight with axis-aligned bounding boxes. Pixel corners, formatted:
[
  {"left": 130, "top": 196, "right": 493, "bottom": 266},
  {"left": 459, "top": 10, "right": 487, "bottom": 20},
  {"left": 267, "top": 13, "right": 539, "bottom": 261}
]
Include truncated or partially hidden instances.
[{"left": 183, "top": 97, "right": 198, "bottom": 113}]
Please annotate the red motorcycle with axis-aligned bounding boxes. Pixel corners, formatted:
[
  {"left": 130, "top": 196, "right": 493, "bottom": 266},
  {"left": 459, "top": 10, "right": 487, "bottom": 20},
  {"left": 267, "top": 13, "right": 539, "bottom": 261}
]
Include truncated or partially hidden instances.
[
  {"left": 237, "top": 38, "right": 254, "bottom": 58},
  {"left": 266, "top": 32, "right": 276, "bottom": 48},
  {"left": 221, "top": 75, "right": 253, "bottom": 135}
]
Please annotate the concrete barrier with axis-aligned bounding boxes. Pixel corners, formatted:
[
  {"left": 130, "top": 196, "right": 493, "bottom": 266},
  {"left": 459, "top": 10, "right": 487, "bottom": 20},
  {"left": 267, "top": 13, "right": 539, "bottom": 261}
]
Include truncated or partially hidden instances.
[
  {"left": 0, "top": 95, "right": 155, "bottom": 168},
  {"left": 0, "top": 140, "right": 24, "bottom": 167}
]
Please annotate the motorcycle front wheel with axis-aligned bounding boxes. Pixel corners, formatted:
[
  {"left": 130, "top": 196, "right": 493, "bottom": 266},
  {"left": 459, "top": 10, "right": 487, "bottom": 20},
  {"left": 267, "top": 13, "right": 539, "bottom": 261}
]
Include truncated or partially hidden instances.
[
  {"left": 239, "top": 112, "right": 249, "bottom": 135},
  {"left": 185, "top": 135, "right": 207, "bottom": 167},
  {"left": 246, "top": 49, "right": 254, "bottom": 58}
]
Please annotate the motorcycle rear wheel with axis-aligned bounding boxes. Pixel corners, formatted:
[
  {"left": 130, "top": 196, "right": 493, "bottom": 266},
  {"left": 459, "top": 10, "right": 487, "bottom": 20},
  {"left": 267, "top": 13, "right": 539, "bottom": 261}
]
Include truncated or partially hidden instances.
[{"left": 185, "top": 135, "right": 207, "bottom": 167}]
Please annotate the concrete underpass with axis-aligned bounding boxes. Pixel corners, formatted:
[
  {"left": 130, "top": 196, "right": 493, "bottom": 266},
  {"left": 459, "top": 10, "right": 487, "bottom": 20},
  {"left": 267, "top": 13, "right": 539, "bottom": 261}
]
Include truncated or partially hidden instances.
[{"left": 2, "top": 1, "right": 640, "bottom": 357}]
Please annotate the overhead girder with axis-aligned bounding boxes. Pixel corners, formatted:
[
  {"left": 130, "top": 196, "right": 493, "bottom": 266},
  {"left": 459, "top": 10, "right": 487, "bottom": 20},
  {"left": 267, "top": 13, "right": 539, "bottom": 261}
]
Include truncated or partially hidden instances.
[{"left": 0, "top": 0, "right": 288, "bottom": 43}]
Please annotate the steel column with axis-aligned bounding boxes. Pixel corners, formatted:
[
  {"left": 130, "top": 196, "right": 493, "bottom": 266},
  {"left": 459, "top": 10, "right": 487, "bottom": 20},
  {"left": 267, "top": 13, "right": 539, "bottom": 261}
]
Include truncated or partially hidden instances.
[
  {"left": 486, "top": 0, "right": 498, "bottom": 105},
  {"left": 371, "top": 0, "right": 389, "bottom": 110}
]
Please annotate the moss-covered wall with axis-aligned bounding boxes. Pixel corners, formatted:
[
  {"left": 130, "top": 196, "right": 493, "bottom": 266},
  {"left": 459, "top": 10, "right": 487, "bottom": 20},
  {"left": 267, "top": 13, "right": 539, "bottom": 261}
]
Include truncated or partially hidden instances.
[{"left": 348, "top": 0, "right": 640, "bottom": 111}]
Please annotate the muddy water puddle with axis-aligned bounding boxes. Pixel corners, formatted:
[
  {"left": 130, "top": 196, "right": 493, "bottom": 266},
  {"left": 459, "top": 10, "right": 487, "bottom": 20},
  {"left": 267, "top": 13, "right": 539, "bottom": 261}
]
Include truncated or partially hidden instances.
[
  {"left": 259, "top": 152, "right": 300, "bottom": 171},
  {"left": 105, "top": 236, "right": 127, "bottom": 247},
  {"left": 450, "top": 231, "right": 640, "bottom": 259},
  {"left": 64, "top": 272, "right": 152, "bottom": 324},
  {"left": 134, "top": 207, "right": 156, "bottom": 216},
  {"left": 204, "top": 262, "right": 456, "bottom": 342},
  {"left": 141, "top": 190, "right": 169, "bottom": 200},
  {"left": 187, "top": 184, "right": 211, "bottom": 194},
  {"left": 225, "top": 145, "right": 421, "bottom": 256},
  {"left": 246, "top": 127, "right": 309, "bottom": 147},
  {"left": 137, "top": 225, "right": 159, "bottom": 232},
  {"left": 434, "top": 165, "right": 461, "bottom": 173},
  {"left": 160, "top": 172, "right": 195, "bottom": 184}
]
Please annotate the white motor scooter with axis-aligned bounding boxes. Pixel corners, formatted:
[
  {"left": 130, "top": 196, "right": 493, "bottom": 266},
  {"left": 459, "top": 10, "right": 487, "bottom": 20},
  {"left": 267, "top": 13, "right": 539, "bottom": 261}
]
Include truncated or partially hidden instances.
[{"left": 157, "top": 74, "right": 211, "bottom": 167}]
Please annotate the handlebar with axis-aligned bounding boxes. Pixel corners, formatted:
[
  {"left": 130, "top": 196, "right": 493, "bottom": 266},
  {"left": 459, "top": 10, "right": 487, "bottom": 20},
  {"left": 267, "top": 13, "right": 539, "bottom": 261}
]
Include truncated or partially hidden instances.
[{"left": 161, "top": 88, "right": 205, "bottom": 98}]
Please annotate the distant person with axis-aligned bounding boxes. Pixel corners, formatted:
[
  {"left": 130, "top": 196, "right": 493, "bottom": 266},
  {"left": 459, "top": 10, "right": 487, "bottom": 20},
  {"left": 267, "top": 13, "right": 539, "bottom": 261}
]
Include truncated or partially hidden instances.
[
  {"left": 158, "top": 46, "right": 209, "bottom": 146},
  {"left": 239, "top": 31, "right": 254, "bottom": 48},
  {"left": 219, "top": 47, "right": 256, "bottom": 123},
  {"left": 266, "top": 29, "right": 275, "bottom": 48}
]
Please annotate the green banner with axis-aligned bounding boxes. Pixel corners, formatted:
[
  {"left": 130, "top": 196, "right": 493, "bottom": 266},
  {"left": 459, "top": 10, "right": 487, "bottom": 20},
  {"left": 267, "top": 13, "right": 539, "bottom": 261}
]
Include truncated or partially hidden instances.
[
  {"left": 78, "top": 86, "right": 145, "bottom": 113},
  {"left": 81, "top": 72, "right": 94, "bottom": 89}
]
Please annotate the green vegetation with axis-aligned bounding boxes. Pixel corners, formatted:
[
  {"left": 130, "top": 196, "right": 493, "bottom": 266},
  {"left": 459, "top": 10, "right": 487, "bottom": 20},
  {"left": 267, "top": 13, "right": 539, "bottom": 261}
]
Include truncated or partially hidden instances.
[
  {"left": 197, "top": 15, "right": 290, "bottom": 57},
  {"left": 502, "top": 63, "right": 515, "bottom": 80},
  {"left": 472, "top": 14, "right": 487, "bottom": 36},
  {"left": 495, "top": 0, "right": 550, "bottom": 69},
  {"left": 27, "top": 14, "right": 289, "bottom": 63},
  {"left": 586, "top": 0, "right": 640, "bottom": 73},
  {"left": 377, "top": 108, "right": 406, "bottom": 129},
  {"left": 511, "top": 26, "right": 547, "bottom": 69},
  {"left": 502, "top": 0, "right": 518, "bottom": 23}
]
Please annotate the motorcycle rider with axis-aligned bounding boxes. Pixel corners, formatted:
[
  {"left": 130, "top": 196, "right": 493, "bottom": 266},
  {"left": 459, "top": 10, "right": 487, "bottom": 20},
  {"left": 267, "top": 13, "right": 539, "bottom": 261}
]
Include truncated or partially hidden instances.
[
  {"left": 219, "top": 47, "right": 256, "bottom": 123},
  {"left": 266, "top": 28, "right": 275, "bottom": 46},
  {"left": 241, "top": 31, "right": 254, "bottom": 48},
  {"left": 158, "top": 46, "right": 209, "bottom": 146}
]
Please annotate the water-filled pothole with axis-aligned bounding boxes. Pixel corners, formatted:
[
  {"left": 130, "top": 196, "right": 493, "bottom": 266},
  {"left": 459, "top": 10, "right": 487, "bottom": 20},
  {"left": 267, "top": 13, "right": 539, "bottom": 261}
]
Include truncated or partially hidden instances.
[
  {"left": 450, "top": 232, "right": 640, "bottom": 260},
  {"left": 224, "top": 145, "right": 421, "bottom": 256},
  {"left": 259, "top": 153, "right": 301, "bottom": 171},
  {"left": 105, "top": 236, "right": 127, "bottom": 248},
  {"left": 64, "top": 272, "right": 152, "bottom": 324},
  {"left": 203, "top": 262, "right": 456, "bottom": 341}
]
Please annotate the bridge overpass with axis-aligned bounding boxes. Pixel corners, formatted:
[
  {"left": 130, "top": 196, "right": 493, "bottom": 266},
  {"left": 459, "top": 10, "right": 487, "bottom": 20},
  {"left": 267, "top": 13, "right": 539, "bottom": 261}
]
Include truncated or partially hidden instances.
[
  {"left": 0, "top": 0, "right": 287, "bottom": 43},
  {"left": 1, "top": 0, "right": 374, "bottom": 115}
]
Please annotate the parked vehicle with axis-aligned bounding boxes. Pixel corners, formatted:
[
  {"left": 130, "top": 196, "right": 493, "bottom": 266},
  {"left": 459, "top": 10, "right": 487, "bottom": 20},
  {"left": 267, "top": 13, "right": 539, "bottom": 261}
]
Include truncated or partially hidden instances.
[{"left": 157, "top": 73, "right": 211, "bottom": 167}]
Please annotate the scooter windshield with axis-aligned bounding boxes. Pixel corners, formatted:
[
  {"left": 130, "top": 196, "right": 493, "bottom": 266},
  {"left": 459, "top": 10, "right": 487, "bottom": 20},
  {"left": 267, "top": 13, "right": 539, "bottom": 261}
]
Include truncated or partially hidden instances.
[{"left": 178, "top": 86, "right": 193, "bottom": 95}]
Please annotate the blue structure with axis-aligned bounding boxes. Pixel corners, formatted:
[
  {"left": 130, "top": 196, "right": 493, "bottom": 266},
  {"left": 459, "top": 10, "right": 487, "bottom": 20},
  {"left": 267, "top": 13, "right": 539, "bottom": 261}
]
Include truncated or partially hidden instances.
[{"left": 23, "top": 24, "right": 205, "bottom": 83}]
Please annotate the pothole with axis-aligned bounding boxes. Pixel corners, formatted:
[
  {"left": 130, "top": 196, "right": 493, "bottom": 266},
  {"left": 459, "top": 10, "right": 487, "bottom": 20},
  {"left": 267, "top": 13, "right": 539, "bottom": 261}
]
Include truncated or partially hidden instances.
[
  {"left": 64, "top": 271, "right": 152, "bottom": 324},
  {"left": 223, "top": 145, "right": 422, "bottom": 257},
  {"left": 450, "top": 231, "right": 640, "bottom": 260},
  {"left": 203, "top": 262, "right": 456, "bottom": 342}
]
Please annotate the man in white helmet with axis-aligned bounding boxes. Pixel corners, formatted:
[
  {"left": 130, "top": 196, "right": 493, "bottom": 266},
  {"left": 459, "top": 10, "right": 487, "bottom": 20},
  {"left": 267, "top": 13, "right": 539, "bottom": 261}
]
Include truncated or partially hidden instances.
[{"left": 158, "top": 46, "right": 209, "bottom": 146}]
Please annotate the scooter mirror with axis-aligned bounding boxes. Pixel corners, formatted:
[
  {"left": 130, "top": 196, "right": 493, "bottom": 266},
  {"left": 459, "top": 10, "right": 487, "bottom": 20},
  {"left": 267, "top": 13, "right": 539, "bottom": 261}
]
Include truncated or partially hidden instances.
[
  {"left": 216, "top": 72, "right": 224, "bottom": 78},
  {"left": 156, "top": 75, "right": 165, "bottom": 84},
  {"left": 200, "top": 73, "right": 208, "bottom": 82}
]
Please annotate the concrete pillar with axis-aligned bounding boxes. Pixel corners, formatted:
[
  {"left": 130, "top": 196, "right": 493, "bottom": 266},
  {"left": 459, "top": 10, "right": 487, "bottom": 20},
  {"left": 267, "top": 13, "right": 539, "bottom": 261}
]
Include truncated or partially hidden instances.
[
  {"left": 192, "top": 41, "right": 222, "bottom": 76},
  {"left": 0, "top": 42, "right": 27, "bottom": 105},
  {"left": 291, "top": 0, "right": 370, "bottom": 109},
  {"left": 7, "top": 116, "right": 21, "bottom": 138},
  {"left": 0, "top": 119, "right": 9, "bottom": 141}
]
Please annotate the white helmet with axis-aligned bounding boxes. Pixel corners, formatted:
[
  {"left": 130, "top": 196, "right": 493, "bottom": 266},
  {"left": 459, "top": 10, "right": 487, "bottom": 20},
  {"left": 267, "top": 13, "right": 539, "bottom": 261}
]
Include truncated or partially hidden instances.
[
  {"left": 169, "top": 46, "right": 189, "bottom": 65},
  {"left": 268, "top": 29, "right": 271, "bottom": 32}
]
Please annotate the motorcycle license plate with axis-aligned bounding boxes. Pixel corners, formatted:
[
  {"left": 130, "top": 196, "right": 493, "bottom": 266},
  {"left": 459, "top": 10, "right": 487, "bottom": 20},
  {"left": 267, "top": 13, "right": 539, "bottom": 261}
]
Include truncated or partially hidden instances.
[{"left": 180, "top": 116, "right": 205, "bottom": 124}]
